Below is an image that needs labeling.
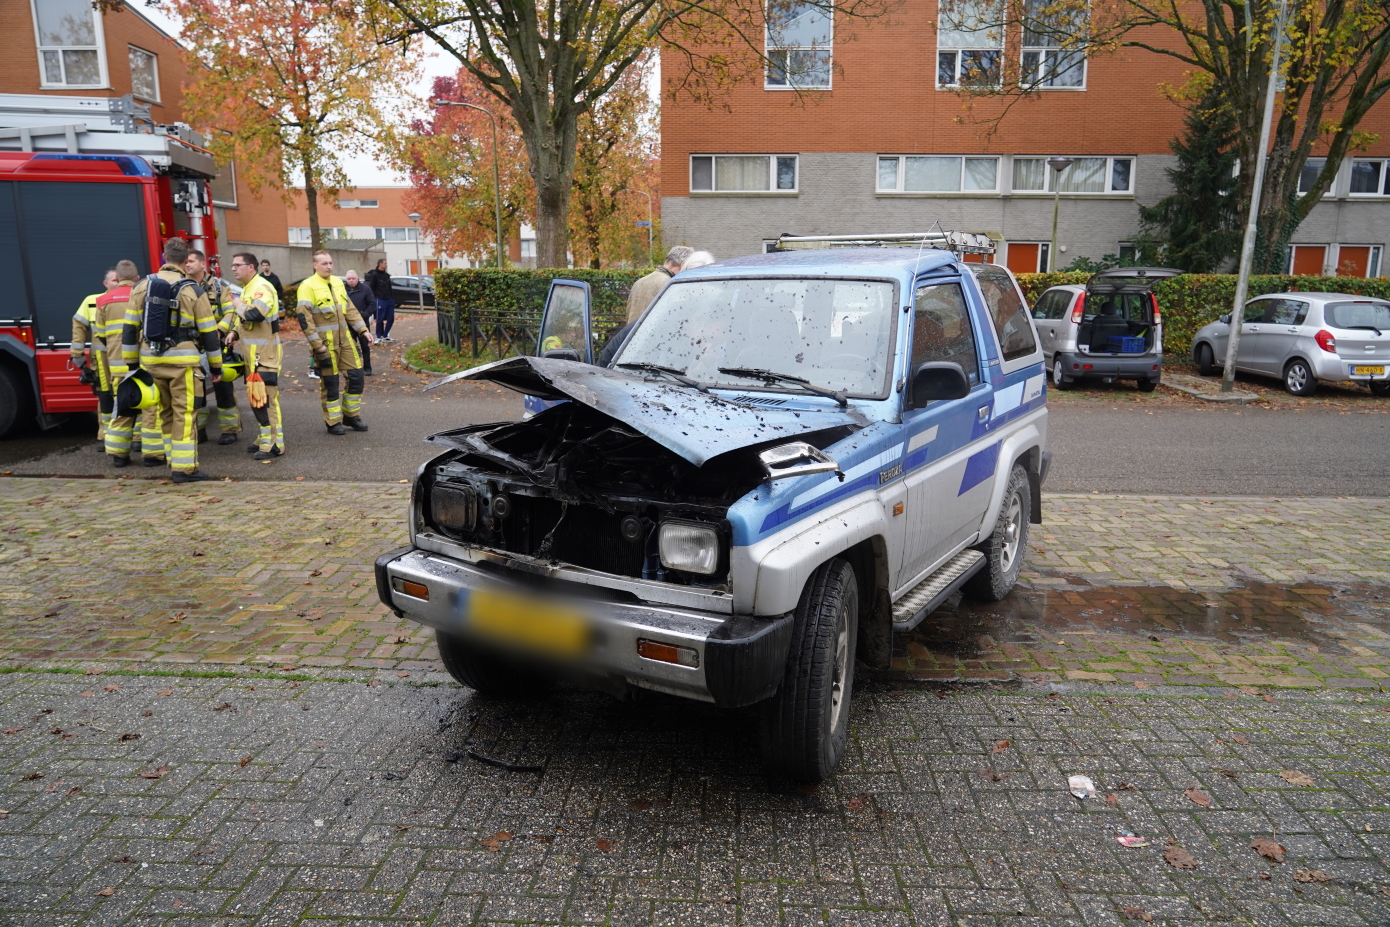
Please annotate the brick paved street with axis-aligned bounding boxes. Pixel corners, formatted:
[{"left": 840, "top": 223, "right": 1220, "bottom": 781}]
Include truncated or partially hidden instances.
[
  {"left": 2, "top": 479, "right": 1388, "bottom": 690},
  {"left": 2, "top": 669, "right": 1388, "bottom": 926}
]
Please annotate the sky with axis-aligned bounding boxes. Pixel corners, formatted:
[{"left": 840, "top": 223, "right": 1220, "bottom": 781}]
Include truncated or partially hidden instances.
[{"left": 139, "top": 3, "right": 456, "bottom": 188}]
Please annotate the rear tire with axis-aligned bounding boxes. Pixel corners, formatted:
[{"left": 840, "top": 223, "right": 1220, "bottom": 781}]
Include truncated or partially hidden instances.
[
  {"left": 1196, "top": 343, "right": 1216, "bottom": 377},
  {"left": 0, "top": 362, "right": 36, "bottom": 439},
  {"left": 1136, "top": 377, "right": 1158, "bottom": 393},
  {"left": 963, "top": 464, "right": 1030, "bottom": 602},
  {"left": 1284, "top": 359, "right": 1319, "bottom": 396},
  {"left": 759, "top": 559, "right": 858, "bottom": 783},
  {"left": 1052, "top": 359, "right": 1075, "bottom": 390},
  {"left": 1370, "top": 381, "right": 1390, "bottom": 397},
  {"left": 434, "top": 630, "right": 547, "bottom": 697}
]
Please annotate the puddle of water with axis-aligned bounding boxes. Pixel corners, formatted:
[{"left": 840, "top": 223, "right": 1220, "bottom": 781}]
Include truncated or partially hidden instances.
[{"left": 908, "top": 579, "right": 1390, "bottom": 657}]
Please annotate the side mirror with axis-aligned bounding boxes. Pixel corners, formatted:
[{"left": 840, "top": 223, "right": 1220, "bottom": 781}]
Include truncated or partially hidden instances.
[
  {"left": 1219, "top": 313, "right": 1231, "bottom": 324},
  {"left": 909, "top": 361, "right": 970, "bottom": 408},
  {"left": 542, "top": 348, "right": 582, "bottom": 362}
]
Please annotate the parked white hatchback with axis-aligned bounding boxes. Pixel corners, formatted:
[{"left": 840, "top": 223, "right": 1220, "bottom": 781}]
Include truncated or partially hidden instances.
[{"left": 1190, "top": 293, "right": 1390, "bottom": 396}]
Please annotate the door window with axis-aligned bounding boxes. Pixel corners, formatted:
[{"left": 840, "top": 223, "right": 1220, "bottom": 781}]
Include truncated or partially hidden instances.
[
  {"left": 538, "top": 284, "right": 590, "bottom": 360},
  {"left": 1243, "top": 300, "right": 1270, "bottom": 324},
  {"left": 1047, "top": 291, "right": 1072, "bottom": 319},
  {"left": 1268, "top": 299, "right": 1308, "bottom": 325},
  {"left": 971, "top": 263, "right": 1038, "bottom": 360},
  {"left": 912, "top": 283, "right": 981, "bottom": 389},
  {"left": 1031, "top": 291, "right": 1054, "bottom": 319}
]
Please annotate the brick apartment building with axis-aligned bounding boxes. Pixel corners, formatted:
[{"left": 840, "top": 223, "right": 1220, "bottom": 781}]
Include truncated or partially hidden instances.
[
  {"left": 660, "top": 4, "right": 1390, "bottom": 276},
  {"left": 287, "top": 186, "right": 539, "bottom": 274},
  {"left": 0, "top": 1, "right": 289, "bottom": 263}
]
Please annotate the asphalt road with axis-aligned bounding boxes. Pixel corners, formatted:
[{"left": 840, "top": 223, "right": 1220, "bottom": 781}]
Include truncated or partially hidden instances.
[{"left": 5, "top": 327, "right": 1388, "bottom": 494}]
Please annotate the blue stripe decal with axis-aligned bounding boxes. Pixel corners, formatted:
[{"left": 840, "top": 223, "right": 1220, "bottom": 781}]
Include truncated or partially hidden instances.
[
  {"left": 958, "top": 441, "right": 1000, "bottom": 496},
  {"left": 760, "top": 471, "right": 880, "bottom": 533}
]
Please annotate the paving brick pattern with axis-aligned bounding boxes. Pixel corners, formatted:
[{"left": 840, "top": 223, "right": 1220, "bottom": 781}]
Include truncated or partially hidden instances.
[
  {"left": 1, "top": 670, "right": 1388, "bottom": 925},
  {"left": 3, "top": 481, "right": 1390, "bottom": 689}
]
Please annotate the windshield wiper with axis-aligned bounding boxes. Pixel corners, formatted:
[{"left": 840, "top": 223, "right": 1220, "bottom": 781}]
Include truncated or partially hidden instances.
[
  {"left": 1341, "top": 325, "right": 1384, "bottom": 335},
  {"left": 718, "top": 367, "right": 848, "bottom": 406},
  {"left": 616, "top": 362, "right": 708, "bottom": 392}
]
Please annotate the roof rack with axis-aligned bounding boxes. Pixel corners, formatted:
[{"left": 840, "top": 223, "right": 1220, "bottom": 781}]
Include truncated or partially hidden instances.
[{"left": 772, "top": 230, "right": 997, "bottom": 255}]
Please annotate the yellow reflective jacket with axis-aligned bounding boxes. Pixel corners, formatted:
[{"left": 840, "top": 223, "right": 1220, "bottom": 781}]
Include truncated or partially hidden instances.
[
  {"left": 230, "top": 274, "right": 283, "bottom": 371},
  {"left": 296, "top": 273, "right": 367, "bottom": 358},
  {"left": 70, "top": 293, "right": 100, "bottom": 360}
]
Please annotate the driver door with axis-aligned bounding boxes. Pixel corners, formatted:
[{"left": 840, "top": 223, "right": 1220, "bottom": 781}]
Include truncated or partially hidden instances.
[{"left": 525, "top": 279, "right": 593, "bottom": 417}]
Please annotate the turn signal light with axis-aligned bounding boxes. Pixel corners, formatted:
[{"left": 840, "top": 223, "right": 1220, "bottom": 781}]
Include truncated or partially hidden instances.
[
  {"left": 1315, "top": 329, "right": 1337, "bottom": 353},
  {"left": 636, "top": 638, "right": 699, "bottom": 668},
  {"left": 1070, "top": 293, "right": 1086, "bottom": 324},
  {"left": 391, "top": 578, "right": 429, "bottom": 600}
]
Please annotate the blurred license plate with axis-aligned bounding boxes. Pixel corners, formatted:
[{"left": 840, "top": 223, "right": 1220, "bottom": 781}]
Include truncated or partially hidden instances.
[
  {"left": 1352, "top": 365, "right": 1384, "bottom": 376},
  {"left": 462, "top": 588, "right": 589, "bottom": 656}
]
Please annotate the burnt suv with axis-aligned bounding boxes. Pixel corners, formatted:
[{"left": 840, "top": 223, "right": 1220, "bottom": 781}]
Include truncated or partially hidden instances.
[{"left": 376, "top": 243, "right": 1050, "bottom": 781}]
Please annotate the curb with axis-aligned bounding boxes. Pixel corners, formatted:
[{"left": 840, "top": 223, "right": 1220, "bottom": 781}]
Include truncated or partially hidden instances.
[{"left": 1164, "top": 374, "right": 1259, "bottom": 403}]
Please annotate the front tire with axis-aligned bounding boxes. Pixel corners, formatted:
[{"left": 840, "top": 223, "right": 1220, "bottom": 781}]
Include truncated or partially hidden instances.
[
  {"left": 759, "top": 559, "right": 858, "bottom": 783},
  {"left": 434, "top": 630, "right": 547, "bottom": 697},
  {"left": 0, "top": 363, "right": 36, "bottom": 439},
  {"left": 1284, "top": 359, "right": 1319, "bottom": 396},
  {"left": 1196, "top": 343, "right": 1216, "bottom": 376},
  {"left": 1052, "top": 359, "right": 1075, "bottom": 390},
  {"left": 963, "top": 464, "right": 1031, "bottom": 602}
]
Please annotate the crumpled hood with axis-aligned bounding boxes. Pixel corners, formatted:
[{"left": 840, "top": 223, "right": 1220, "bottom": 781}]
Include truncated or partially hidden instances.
[{"left": 427, "top": 356, "right": 864, "bottom": 466}]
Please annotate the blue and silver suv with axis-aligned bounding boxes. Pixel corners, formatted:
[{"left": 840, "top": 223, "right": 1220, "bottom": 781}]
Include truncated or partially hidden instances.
[{"left": 376, "top": 244, "right": 1050, "bottom": 781}]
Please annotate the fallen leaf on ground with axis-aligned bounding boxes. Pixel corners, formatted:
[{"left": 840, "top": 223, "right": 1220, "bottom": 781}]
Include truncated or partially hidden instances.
[
  {"left": 1105, "top": 794, "right": 1118, "bottom": 804},
  {"left": 309, "top": 570, "right": 322, "bottom": 577},
  {"left": 95, "top": 888, "right": 113, "bottom": 897},
  {"left": 396, "top": 671, "right": 411, "bottom": 678},
  {"left": 1294, "top": 869, "right": 1330, "bottom": 883},
  {"left": 20, "top": 773, "right": 42, "bottom": 781},
  {"left": 1123, "top": 906, "right": 1152, "bottom": 922},
  {"left": 157, "top": 689, "right": 173, "bottom": 697},
  {"left": 978, "top": 768, "right": 1004, "bottom": 782},
  {"left": 479, "top": 831, "right": 514, "bottom": 852},
  {"left": 991, "top": 739, "right": 1010, "bottom": 753},
  {"left": 1113, "top": 781, "right": 1138, "bottom": 791},
  {"left": 3, "top": 727, "right": 26, "bottom": 735},
  {"left": 1261, "top": 693, "right": 1276, "bottom": 703},
  {"left": 367, "top": 680, "right": 379, "bottom": 687},
  {"left": 1238, "top": 685, "right": 1259, "bottom": 695},
  {"left": 1218, "top": 769, "right": 1239, "bottom": 779},
  {"left": 1251, "top": 838, "right": 1285, "bottom": 862},
  {"left": 103, "top": 685, "right": 119, "bottom": 692},
  {"left": 1233, "top": 735, "right": 1250, "bottom": 745},
  {"left": 79, "top": 691, "right": 94, "bottom": 698},
  {"left": 212, "top": 703, "right": 234, "bottom": 712},
  {"left": 1279, "top": 770, "right": 1315, "bottom": 787},
  {"left": 1164, "top": 846, "right": 1199, "bottom": 870},
  {"left": 1133, "top": 681, "right": 1149, "bottom": 689},
  {"left": 119, "top": 733, "right": 140, "bottom": 742},
  {"left": 848, "top": 796, "right": 867, "bottom": 809},
  {"left": 84, "top": 668, "right": 101, "bottom": 675},
  {"left": 240, "top": 756, "right": 251, "bottom": 767},
  {"left": 138, "top": 766, "right": 170, "bottom": 780},
  {"left": 595, "top": 838, "right": 615, "bottom": 852},
  {"left": 1184, "top": 787, "right": 1212, "bottom": 808},
  {"left": 65, "top": 786, "right": 80, "bottom": 796}
]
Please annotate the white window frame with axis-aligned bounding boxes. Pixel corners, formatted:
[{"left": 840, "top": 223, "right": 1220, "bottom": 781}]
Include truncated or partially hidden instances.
[
  {"left": 128, "top": 44, "right": 160, "bottom": 103},
  {"left": 690, "top": 154, "right": 799, "bottom": 194},
  {"left": 1296, "top": 158, "right": 1335, "bottom": 198},
  {"left": 32, "top": 0, "right": 109, "bottom": 90},
  {"left": 1009, "top": 156, "right": 1135, "bottom": 194},
  {"left": 210, "top": 159, "right": 237, "bottom": 208},
  {"left": 373, "top": 227, "right": 419, "bottom": 242},
  {"left": 936, "top": 0, "right": 1004, "bottom": 89},
  {"left": 876, "top": 155, "right": 1001, "bottom": 194},
  {"left": 765, "top": 0, "right": 833, "bottom": 90},
  {"left": 1333, "top": 243, "right": 1383, "bottom": 277},
  {"left": 1348, "top": 159, "right": 1389, "bottom": 197},
  {"left": 1019, "top": 0, "right": 1087, "bottom": 90}
]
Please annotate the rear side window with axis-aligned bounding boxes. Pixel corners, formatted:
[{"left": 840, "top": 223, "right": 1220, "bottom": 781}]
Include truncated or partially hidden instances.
[
  {"left": 913, "top": 283, "right": 980, "bottom": 386},
  {"left": 971, "top": 264, "right": 1038, "bottom": 361},
  {"left": 1324, "top": 301, "right": 1390, "bottom": 330},
  {"left": 1089, "top": 292, "right": 1152, "bottom": 322},
  {"left": 1046, "top": 291, "right": 1072, "bottom": 320}
]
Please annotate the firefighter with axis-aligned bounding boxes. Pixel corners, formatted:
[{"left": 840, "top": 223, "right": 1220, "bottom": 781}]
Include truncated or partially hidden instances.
[
  {"left": 296, "top": 250, "right": 373, "bottom": 434},
  {"left": 184, "top": 249, "right": 242, "bottom": 445},
  {"left": 225, "top": 252, "right": 285, "bottom": 459},
  {"left": 121, "top": 238, "right": 223, "bottom": 483},
  {"left": 98, "top": 261, "right": 143, "bottom": 467},
  {"left": 70, "top": 268, "right": 119, "bottom": 442}
]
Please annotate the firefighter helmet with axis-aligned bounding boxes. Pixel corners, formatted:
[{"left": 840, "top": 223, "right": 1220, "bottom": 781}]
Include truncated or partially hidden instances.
[{"left": 115, "top": 369, "right": 158, "bottom": 415}]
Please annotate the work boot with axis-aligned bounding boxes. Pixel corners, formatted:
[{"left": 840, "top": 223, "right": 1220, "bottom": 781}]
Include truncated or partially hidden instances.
[
  {"left": 363, "top": 367, "right": 373, "bottom": 376},
  {"left": 197, "top": 428, "right": 208, "bottom": 444},
  {"left": 246, "top": 443, "right": 260, "bottom": 454},
  {"left": 327, "top": 423, "right": 346, "bottom": 435},
  {"left": 111, "top": 456, "right": 130, "bottom": 469},
  {"left": 253, "top": 445, "right": 283, "bottom": 461},
  {"left": 343, "top": 416, "right": 368, "bottom": 432},
  {"left": 172, "top": 470, "right": 210, "bottom": 484},
  {"left": 143, "top": 456, "right": 166, "bottom": 468},
  {"left": 219, "top": 432, "right": 238, "bottom": 445}
]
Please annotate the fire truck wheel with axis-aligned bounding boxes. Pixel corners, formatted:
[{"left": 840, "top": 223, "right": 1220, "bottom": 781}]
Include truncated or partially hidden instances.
[{"left": 0, "top": 363, "right": 35, "bottom": 440}]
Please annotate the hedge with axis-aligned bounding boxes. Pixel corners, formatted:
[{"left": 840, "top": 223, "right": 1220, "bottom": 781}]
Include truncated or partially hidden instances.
[{"left": 438, "top": 266, "right": 1390, "bottom": 362}]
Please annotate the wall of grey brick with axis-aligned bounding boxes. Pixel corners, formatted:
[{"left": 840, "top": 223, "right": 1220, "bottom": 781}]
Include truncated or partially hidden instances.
[{"left": 663, "top": 152, "right": 1390, "bottom": 272}]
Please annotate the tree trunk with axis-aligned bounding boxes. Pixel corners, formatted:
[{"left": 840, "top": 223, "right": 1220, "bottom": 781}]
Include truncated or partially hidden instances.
[
  {"left": 520, "top": 108, "right": 578, "bottom": 269},
  {"left": 304, "top": 155, "right": 322, "bottom": 252}
]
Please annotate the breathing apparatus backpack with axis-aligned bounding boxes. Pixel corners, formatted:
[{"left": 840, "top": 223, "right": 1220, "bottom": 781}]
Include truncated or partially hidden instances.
[{"left": 141, "top": 274, "right": 203, "bottom": 353}]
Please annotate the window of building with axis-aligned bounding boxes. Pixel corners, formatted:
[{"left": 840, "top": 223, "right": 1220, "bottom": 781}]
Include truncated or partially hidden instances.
[
  {"left": 520, "top": 239, "right": 536, "bottom": 259},
  {"left": 1298, "top": 158, "right": 1327, "bottom": 195},
  {"left": 937, "top": 0, "right": 1003, "bottom": 88},
  {"left": 1020, "top": 0, "right": 1086, "bottom": 88},
  {"left": 128, "top": 46, "right": 159, "bottom": 102},
  {"left": 1350, "top": 159, "right": 1389, "bottom": 196},
  {"left": 33, "top": 0, "right": 106, "bottom": 88},
  {"left": 289, "top": 227, "right": 350, "bottom": 244},
  {"left": 765, "top": 0, "right": 833, "bottom": 89},
  {"left": 339, "top": 199, "right": 379, "bottom": 208},
  {"left": 1011, "top": 156, "right": 1133, "bottom": 193},
  {"left": 373, "top": 227, "right": 420, "bottom": 242},
  {"left": 690, "top": 155, "right": 798, "bottom": 193},
  {"left": 210, "top": 160, "right": 237, "bottom": 208},
  {"left": 877, "top": 156, "right": 999, "bottom": 193}
]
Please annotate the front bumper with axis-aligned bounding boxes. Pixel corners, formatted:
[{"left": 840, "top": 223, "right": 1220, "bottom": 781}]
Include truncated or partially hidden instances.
[
  {"left": 1058, "top": 351, "right": 1162, "bottom": 379},
  {"left": 375, "top": 546, "right": 793, "bottom": 707}
]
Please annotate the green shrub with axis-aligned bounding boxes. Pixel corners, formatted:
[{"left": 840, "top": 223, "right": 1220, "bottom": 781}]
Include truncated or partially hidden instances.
[
  {"left": 435, "top": 267, "right": 649, "bottom": 340},
  {"left": 404, "top": 337, "right": 508, "bottom": 374}
]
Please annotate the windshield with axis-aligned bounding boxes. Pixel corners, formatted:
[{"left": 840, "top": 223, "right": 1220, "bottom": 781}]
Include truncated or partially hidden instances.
[
  {"left": 1324, "top": 301, "right": 1390, "bottom": 330},
  {"left": 615, "top": 277, "right": 897, "bottom": 396}
]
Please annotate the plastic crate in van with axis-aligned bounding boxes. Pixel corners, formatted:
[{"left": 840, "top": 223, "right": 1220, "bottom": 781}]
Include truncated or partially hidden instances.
[{"left": 1106, "top": 335, "right": 1146, "bottom": 354}]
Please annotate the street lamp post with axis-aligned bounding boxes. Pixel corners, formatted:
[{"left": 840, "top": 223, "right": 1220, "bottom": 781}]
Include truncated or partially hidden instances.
[
  {"left": 1047, "top": 157, "right": 1074, "bottom": 273},
  {"left": 408, "top": 212, "right": 424, "bottom": 309},
  {"left": 430, "top": 99, "right": 505, "bottom": 270}
]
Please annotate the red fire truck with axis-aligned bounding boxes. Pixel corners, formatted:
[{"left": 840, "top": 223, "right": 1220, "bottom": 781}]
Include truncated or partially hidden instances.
[{"left": 0, "top": 94, "right": 219, "bottom": 438}]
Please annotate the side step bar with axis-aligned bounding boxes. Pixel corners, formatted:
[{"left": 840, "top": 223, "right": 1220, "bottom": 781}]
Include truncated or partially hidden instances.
[{"left": 891, "top": 549, "right": 985, "bottom": 632}]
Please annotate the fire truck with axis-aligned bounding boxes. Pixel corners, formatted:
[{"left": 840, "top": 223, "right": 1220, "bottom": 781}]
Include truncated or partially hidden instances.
[{"left": 0, "top": 93, "right": 220, "bottom": 439}]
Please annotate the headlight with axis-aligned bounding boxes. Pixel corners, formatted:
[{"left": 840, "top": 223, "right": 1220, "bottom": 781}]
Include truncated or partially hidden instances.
[
  {"left": 658, "top": 521, "right": 719, "bottom": 575},
  {"left": 430, "top": 483, "right": 476, "bottom": 537}
]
